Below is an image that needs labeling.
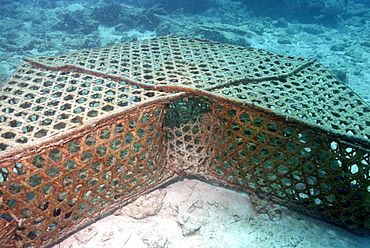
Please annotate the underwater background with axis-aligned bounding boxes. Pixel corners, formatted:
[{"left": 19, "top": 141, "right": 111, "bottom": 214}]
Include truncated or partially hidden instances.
[
  {"left": 0, "top": 1, "right": 370, "bottom": 247},
  {"left": 0, "top": 0, "right": 369, "bottom": 105}
]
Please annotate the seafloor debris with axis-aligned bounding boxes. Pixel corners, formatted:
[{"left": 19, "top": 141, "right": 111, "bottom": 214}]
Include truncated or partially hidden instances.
[
  {"left": 74, "top": 225, "right": 98, "bottom": 244},
  {"left": 114, "top": 189, "right": 167, "bottom": 219},
  {"left": 250, "top": 194, "right": 283, "bottom": 222}
]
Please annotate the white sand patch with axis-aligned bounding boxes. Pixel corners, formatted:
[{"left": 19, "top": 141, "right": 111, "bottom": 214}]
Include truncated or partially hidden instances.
[
  {"left": 125, "top": 30, "right": 157, "bottom": 41},
  {"left": 67, "top": 4, "right": 85, "bottom": 12},
  {"left": 55, "top": 179, "right": 370, "bottom": 248}
]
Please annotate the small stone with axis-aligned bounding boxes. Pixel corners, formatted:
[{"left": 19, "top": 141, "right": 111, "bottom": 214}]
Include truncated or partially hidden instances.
[
  {"left": 250, "top": 23, "right": 264, "bottom": 35},
  {"left": 347, "top": 16, "right": 365, "bottom": 27},
  {"left": 249, "top": 193, "right": 282, "bottom": 221},
  {"left": 181, "top": 223, "right": 201, "bottom": 237},
  {"left": 360, "top": 41, "right": 370, "bottom": 48},
  {"left": 302, "top": 25, "right": 324, "bottom": 35},
  {"left": 277, "top": 38, "right": 291, "bottom": 44},
  {"left": 267, "top": 208, "right": 282, "bottom": 221},
  {"left": 141, "top": 231, "right": 167, "bottom": 248},
  {"left": 101, "top": 231, "right": 114, "bottom": 242},
  {"left": 67, "top": 4, "right": 85, "bottom": 12},
  {"left": 74, "top": 225, "right": 98, "bottom": 244},
  {"left": 331, "top": 69, "right": 348, "bottom": 84},
  {"left": 330, "top": 44, "right": 345, "bottom": 51},
  {"left": 114, "top": 189, "right": 166, "bottom": 219},
  {"left": 275, "top": 17, "right": 288, "bottom": 28}
]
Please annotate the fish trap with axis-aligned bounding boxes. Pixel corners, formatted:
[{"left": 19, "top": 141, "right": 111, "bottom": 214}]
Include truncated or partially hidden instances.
[{"left": 0, "top": 35, "right": 369, "bottom": 247}]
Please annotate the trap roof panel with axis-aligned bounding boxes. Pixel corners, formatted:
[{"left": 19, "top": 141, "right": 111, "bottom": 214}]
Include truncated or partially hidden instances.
[{"left": 0, "top": 35, "right": 369, "bottom": 154}]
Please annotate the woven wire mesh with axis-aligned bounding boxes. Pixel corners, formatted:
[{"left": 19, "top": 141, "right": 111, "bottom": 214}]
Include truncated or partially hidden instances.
[{"left": 0, "top": 35, "right": 369, "bottom": 247}]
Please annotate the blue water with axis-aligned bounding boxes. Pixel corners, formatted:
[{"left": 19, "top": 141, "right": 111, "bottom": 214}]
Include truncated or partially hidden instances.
[
  {"left": 1, "top": 0, "right": 369, "bottom": 102},
  {"left": 0, "top": 0, "right": 368, "bottom": 46}
]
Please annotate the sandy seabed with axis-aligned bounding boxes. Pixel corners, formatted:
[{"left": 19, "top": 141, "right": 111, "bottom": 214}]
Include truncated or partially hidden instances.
[{"left": 54, "top": 179, "right": 370, "bottom": 248}]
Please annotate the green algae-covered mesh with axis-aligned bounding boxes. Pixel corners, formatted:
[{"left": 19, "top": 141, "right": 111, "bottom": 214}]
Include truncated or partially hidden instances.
[{"left": 0, "top": 35, "right": 369, "bottom": 247}]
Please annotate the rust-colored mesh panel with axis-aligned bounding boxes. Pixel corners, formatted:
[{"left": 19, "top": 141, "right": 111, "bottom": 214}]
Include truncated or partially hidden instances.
[
  {"left": 0, "top": 36, "right": 369, "bottom": 246},
  {"left": 205, "top": 100, "right": 369, "bottom": 235},
  {"left": 0, "top": 104, "right": 172, "bottom": 247},
  {"left": 165, "top": 97, "right": 369, "bottom": 236},
  {"left": 164, "top": 97, "right": 222, "bottom": 176}
]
